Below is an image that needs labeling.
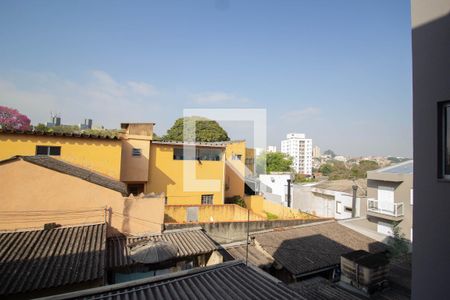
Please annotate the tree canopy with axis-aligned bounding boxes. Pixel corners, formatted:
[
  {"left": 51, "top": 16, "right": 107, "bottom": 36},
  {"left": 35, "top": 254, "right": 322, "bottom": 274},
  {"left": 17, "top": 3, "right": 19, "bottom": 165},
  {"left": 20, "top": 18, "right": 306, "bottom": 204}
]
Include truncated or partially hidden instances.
[
  {"left": 256, "top": 152, "right": 293, "bottom": 174},
  {"left": 319, "top": 159, "right": 379, "bottom": 180},
  {"left": 163, "top": 116, "right": 230, "bottom": 142},
  {"left": 0, "top": 106, "right": 31, "bottom": 130}
]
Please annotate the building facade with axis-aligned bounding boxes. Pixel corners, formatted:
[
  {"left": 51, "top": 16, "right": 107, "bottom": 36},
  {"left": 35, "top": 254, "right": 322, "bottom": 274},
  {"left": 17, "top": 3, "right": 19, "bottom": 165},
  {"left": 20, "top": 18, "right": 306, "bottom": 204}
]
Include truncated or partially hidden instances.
[
  {"left": 312, "top": 145, "right": 321, "bottom": 158},
  {"left": 281, "top": 133, "right": 313, "bottom": 175}
]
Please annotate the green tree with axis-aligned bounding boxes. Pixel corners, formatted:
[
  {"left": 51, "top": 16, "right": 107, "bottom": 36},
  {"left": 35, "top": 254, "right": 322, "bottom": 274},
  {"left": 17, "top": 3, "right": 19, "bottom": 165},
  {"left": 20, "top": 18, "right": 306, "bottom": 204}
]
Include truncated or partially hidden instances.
[
  {"left": 387, "top": 223, "right": 410, "bottom": 259},
  {"left": 319, "top": 163, "right": 334, "bottom": 176},
  {"left": 163, "top": 116, "right": 230, "bottom": 142},
  {"left": 350, "top": 160, "right": 379, "bottom": 178},
  {"left": 256, "top": 152, "right": 293, "bottom": 174}
]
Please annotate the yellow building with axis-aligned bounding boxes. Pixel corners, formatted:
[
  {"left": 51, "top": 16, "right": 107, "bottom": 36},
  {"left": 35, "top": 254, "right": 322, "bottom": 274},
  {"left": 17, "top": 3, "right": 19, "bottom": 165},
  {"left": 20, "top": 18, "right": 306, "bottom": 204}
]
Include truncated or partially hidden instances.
[
  {"left": 224, "top": 141, "right": 246, "bottom": 199},
  {"left": 0, "top": 129, "right": 122, "bottom": 179},
  {"left": 146, "top": 141, "right": 226, "bottom": 205}
]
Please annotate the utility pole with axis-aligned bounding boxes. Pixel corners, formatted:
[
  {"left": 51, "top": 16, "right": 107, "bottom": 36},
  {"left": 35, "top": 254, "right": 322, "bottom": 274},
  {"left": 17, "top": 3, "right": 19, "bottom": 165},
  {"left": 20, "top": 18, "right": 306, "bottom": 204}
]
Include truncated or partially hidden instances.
[
  {"left": 352, "top": 184, "right": 358, "bottom": 218},
  {"left": 287, "top": 179, "right": 292, "bottom": 208}
]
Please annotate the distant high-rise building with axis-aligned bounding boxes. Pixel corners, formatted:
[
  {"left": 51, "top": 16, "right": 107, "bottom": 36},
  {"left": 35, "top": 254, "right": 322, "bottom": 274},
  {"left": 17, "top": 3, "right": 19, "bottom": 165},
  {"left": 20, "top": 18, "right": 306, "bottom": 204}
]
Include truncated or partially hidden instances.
[
  {"left": 46, "top": 114, "right": 61, "bottom": 127},
  {"left": 281, "top": 133, "right": 313, "bottom": 175},
  {"left": 312, "top": 145, "right": 321, "bottom": 158},
  {"left": 267, "top": 145, "right": 277, "bottom": 152},
  {"left": 80, "top": 118, "right": 93, "bottom": 130}
]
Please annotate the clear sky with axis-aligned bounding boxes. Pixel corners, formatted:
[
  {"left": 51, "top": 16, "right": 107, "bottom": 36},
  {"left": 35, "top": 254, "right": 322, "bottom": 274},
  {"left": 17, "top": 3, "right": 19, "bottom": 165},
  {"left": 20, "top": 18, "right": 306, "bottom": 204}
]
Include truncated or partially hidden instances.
[{"left": 0, "top": 0, "right": 412, "bottom": 157}]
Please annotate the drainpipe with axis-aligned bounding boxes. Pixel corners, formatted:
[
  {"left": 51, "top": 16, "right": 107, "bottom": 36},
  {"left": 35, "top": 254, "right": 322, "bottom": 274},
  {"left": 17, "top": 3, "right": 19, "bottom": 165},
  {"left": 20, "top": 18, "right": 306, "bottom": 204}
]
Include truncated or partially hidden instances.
[
  {"left": 352, "top": 184, "right": 358, "bottom": 218},
  {"left": 287, "top": 179, "right": 292, "bottom": 208}
]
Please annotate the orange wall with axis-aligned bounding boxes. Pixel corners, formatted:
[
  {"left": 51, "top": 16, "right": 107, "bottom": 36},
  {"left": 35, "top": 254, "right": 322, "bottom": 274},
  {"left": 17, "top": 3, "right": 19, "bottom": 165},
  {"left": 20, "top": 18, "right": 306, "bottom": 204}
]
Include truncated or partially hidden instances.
[
  {"left": 0, "top": 159, "right": 164, "bottom": 235},
  {"left": 0, "top": 133, "right": 122, "bottom": 179}
]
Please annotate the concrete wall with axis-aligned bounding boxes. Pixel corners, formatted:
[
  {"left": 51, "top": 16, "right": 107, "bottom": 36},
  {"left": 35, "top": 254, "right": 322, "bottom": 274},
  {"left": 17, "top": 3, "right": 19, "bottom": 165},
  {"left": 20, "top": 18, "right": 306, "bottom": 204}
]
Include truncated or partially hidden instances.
[
  {"left": 120, "top": 138, "right": 151, "bottom": 183},
  {"left": 292, "top": 185, "right": 361, "bottom": 219},
  {"left": 411, "top": 1, "right": 450, "bottom": 298},
  {"left": 0, "top": 159, "right": 164, "bottom": 235},
  {"left": 146, "top": 143, "right": 225, "bottom": 205},
  {"left": 259, "top": 174, "right": 291, "bottom": 204},
  {"left": 165, "top": 218, "right": 327, "bottom": 244},
  {"left": 164, "top": 204, "right": 265, "bottom": 223},
  {"left": 0, "top": 133, "right": 122, "bottom": 179}
]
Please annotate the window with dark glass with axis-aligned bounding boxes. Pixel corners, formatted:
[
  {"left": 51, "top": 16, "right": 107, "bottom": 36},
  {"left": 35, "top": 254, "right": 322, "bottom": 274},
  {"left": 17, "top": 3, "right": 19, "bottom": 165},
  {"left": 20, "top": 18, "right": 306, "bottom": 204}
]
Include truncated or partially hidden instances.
[
  {"left": 438, "top": 101, "right": 450, "bottom": 178},
  {"left": 128, "top": 184, "right": 144, "bottom": 195},
  {"left": 173, "top": 147, "right": 222, "bottom": 161},
  {"left": 201, "top": 194, "right": 214, "bottom": 205},
  {"left": 36, "top": 146, "right": 61, "bottom": 156},
  {"left": 132, "top": 148, "right": 142, "bottom": 156}
]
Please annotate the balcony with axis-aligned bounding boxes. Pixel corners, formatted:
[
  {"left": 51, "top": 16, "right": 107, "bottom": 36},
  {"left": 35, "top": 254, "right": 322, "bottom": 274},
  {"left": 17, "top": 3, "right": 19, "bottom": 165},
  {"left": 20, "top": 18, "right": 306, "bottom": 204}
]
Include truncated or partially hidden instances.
[{"left": 367, "top": 198, "right": 404, "bottom": 220}]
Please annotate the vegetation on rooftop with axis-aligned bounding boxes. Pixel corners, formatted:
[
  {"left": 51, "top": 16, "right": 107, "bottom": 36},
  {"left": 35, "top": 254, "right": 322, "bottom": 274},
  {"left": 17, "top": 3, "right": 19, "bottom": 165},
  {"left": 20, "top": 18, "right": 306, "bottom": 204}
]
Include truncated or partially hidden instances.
[{"left": 33, "top": 124, "right": 122, "bottom": 138}]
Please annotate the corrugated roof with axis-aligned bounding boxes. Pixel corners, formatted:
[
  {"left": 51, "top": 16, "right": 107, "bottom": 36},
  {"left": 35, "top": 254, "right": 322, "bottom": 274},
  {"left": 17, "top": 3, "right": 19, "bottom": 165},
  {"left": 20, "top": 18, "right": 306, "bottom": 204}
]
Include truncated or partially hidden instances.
[
  {"left": 225, "top": 243, "right": 274, "bottom": 269},
  {"left": 289, "top": 277, "right": 362, "bottom": 300},
  {"left": 44, "top": 261, "right": 304, "bottom": 300},
  {"left": 107, "top": 227, "right": 218, "bottom": 269},
  {"left": 253, "top": 221, "right": 387, "bottom": 277},
  {"left": 0, "top": 128, "right": 120, "bottom": 140},
  {"left": 2, "top": 156, "right": 128, "bottom": 195},
  {"left": 0, "top": 223, "right": 106, "bottom": 296}
]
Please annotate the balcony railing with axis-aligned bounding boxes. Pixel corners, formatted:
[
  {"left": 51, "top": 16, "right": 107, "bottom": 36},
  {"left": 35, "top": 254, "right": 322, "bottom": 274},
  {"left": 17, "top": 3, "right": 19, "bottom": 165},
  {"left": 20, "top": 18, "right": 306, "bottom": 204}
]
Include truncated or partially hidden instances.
[{"left": 367, "top": 198, "right": 404, "bottom": 217}]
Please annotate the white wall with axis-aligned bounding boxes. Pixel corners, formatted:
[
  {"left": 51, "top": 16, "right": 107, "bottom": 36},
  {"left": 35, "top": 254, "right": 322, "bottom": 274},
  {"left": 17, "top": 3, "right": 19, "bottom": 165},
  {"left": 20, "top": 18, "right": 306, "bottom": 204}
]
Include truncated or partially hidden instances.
[{"left": 259, "top": 174, "right": 291, "bottom": 205}]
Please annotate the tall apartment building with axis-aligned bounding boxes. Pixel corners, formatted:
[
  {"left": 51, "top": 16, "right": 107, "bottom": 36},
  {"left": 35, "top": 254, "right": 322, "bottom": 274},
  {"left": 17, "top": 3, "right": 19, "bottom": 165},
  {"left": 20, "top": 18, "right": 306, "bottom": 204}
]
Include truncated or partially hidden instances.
[
  {"left": 312, "top": 145, "right": 321, "bottom": 158},
  {"left": 281, "top": 133, "right": 312, "bottom": 175}
]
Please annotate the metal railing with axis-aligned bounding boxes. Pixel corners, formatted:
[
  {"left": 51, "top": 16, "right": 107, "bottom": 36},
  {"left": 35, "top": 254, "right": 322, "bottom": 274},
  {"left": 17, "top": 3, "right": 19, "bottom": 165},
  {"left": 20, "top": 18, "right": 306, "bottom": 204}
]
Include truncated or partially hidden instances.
[{"left": 367, "top": 198, "right": 404, "bottom": 217}]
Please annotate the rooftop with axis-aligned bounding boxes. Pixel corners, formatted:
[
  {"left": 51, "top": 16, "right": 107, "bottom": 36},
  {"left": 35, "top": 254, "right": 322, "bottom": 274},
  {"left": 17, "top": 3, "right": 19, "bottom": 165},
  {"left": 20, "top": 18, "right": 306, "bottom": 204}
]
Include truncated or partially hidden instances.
[
  {"left": 151, "top": 140, "right": 227, "bottom": 148},
  {"left": 0, "top": 223, "right": 106, "bottom": 296},
  {"left": 312, "top": 179, "right": 367, "bottom": 197},
  {"left": 224, "top": 243, "right": 274, "bottom": 269},
  {"left": 45, "top": 261, "right": 304, "bottom": 300},
  {"left": 0, "top": 128, "right": 120, "bottom": 140},
  {"left": 373, "top": 160, "right": 413, "bottom": 174},
  {"left": 1, "top": 156, "right": 128, "bottom": 195},
  {"left": 253, "top": 221, "right": 386, "bottom": 277},
  {"left": 107, "top": 227, "right": 218, "bottom": 269}
]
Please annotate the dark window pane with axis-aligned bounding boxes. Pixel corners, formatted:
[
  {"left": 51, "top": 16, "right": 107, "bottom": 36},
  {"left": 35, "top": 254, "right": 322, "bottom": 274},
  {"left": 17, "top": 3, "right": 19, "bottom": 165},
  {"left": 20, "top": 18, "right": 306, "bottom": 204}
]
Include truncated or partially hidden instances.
[
  {"left": 49, "top": 147, "right": 61, "bottom": 156},
  {"left": 36, "top": 146, "right": 48, "bottom": 155},
  {"left": 446, "top": 105, "right": 450, "bottom": 175},
  {"left": 132, "top": 148, "right": 142, "bottom": 156},
  {"left": 201, "top": 194, "right": 213, "bottom": 205}
]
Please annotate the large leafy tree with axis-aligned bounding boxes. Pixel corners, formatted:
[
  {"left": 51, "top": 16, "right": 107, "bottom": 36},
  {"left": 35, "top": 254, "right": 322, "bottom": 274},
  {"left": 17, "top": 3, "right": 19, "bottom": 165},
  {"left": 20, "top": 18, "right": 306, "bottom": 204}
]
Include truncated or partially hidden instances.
[
  {"left": 163, "top": 116, "right": 230, "bottom": 142},
  {"left": 0, "top": 106, "right": 31, "bottom": 130},
  {"left": 256, "top": 152, "right": 293, "bottom": 174}
]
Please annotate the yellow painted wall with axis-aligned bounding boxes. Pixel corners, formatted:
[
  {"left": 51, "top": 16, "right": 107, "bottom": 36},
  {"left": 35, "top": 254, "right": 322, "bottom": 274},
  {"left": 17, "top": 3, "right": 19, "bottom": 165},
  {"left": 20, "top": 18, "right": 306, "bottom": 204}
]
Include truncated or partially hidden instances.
[
  {"left": 0, "top": 159, "right": 165, "bottom": 235},
  {"left": 146, "top": 144, "right": 225, "bottom": 205},
  {"left": 120, "top": 138, "right": 151, "bottom": 182},
  {"left": 225, "top": 141, "right": 246, "bottom": 199},
  {"left": 164, "top": 204, "right": 265, "bottom": 223},
  {"left": 0, "top": 133, "right": 122, "bottom": 179},
  {"left": 244, "top": 195, "right": 317, "bottom": 220}
]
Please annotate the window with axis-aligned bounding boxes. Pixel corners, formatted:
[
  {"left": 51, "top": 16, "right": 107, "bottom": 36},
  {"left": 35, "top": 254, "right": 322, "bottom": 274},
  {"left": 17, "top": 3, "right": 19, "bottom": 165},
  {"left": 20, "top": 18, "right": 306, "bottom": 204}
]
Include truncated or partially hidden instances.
[
  {"left": 36, "top": 146, "right": 61, "bottom": 156},
  {"left": 132, "top": 148, "right": 142, "bottom": 156},
  {"left": 336, "top": 202, "right": 342, "bottom": 214},
  {"left": 128, "top": 184, "right": 144, "bottom": 195},
  {"left": 173, "top": 147, "right": 222, "bottom": 161},
  {"left": 438, "top": 101, "right": 450, "bottom": 178},
  {"left": 232, "top": 154, "right": 242, "bottom": 160},
  {"left": 201, "top": 194, "right": 214, "bottom": 205}
]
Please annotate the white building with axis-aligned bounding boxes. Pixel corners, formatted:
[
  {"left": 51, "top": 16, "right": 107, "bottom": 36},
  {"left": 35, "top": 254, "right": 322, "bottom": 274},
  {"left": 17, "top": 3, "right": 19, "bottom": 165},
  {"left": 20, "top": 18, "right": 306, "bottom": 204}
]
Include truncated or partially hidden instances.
[
  {"left": 259, "top": 174, "right": 292, "bottom": 207},
  {"left": 281, "top": 133, "right": 313, "bottom": 175},
  {"left": 266, "top": 145, "right": 277, "bottom": 153}
]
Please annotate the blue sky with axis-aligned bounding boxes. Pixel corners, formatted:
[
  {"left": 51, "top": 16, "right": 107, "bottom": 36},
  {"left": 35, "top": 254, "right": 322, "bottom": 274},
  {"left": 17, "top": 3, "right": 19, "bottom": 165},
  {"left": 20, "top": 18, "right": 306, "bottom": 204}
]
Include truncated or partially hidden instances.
[{"left": 0, "top": 0, "right": 412, "bottom": 157}]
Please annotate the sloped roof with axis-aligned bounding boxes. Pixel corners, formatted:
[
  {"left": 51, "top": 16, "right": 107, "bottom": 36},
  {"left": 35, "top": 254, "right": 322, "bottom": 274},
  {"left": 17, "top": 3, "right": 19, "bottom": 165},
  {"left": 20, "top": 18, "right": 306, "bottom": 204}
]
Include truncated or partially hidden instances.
[
  {"left": 0, "top": 223, "right": 106, "bottom": 296},
  {"left": 46, "top": 261, "right": 304, "bottom": 300},
  {"left": 0, "top": 128, "right": 120, "bottom": 140},
  {"left": 1, "top": 156, "right": 128, "bottom": 195},
  {"left": 107, "top": 227, "right": 218, "bottom": 269},
  {"left": 313, "top": 179, "right": 367, "bottom": 197},
  {"left": 289, "top": 277, "right": 362, "bottom": 300},
  {"left": 152, "top": 140, "right": 227, "bottom": 148},
  {"left": 225, "top": 243, "right": 274, "bottom": 269},
  {"left": 374, "top": 160, "right": 413, "bottom": 174},
  {"left": 253, "top": 221, "right": 386, "bottom": 277}
]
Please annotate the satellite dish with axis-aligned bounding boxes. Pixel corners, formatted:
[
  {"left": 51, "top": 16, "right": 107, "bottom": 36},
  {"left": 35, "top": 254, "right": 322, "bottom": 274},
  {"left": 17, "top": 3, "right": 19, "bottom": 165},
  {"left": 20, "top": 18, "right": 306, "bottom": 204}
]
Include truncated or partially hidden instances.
[{"left": 128, "top": 239, "right": 178, "bottom": 264}]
